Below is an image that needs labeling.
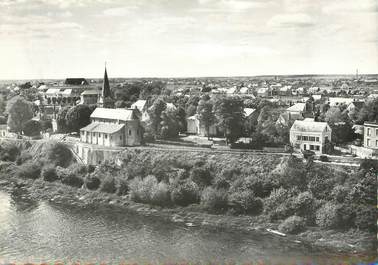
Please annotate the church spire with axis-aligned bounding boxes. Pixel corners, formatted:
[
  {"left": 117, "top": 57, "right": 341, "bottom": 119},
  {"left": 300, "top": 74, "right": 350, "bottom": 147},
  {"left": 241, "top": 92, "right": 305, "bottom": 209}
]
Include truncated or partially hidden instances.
[{"left": 102, "top": 64, "right": 111, "bottom": 98}]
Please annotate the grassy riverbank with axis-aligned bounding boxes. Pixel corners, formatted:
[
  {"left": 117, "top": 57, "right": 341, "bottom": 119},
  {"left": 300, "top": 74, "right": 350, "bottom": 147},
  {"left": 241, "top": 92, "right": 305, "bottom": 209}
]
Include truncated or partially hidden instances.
[{"left": 0, "top": 139, "right": 376, "bottom": 255}]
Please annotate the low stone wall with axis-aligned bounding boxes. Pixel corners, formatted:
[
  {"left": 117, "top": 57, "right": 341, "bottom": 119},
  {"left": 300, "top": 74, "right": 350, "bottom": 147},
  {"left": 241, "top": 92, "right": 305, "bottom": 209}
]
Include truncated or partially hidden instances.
[{"left": 75, "top": 142, "right": 124, "bottom": 165}]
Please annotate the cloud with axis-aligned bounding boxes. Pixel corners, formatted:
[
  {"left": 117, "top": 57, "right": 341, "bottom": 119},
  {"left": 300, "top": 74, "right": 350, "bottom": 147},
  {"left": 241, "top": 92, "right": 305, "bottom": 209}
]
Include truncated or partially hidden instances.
[
  {"left": 322, "top": 0, "right": 377, "bottom": 14},
  {"left": 267, "top": 13, "right": 316, "bottom": 28},
  {"left": 195, "top": 0, "right": 273, "bottom": 12},
  {"left": 102, "top": 6, "right": 137, "bottom": 17}
]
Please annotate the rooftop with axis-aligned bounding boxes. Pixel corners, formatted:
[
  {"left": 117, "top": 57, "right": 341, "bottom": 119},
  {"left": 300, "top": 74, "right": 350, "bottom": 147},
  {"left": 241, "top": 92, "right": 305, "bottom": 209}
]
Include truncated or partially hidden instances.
[
  {"left": 80, "top": 122, "right": 124, "bottom": 134},
  {"left": 291, "top": 119, "right": 330, "bottom": 133},
  {"left": 90, "top": 108, "right": 138, "bottom": 121},
  {"left": 287, "top": 103, "right": 306, "bottom": 112}
]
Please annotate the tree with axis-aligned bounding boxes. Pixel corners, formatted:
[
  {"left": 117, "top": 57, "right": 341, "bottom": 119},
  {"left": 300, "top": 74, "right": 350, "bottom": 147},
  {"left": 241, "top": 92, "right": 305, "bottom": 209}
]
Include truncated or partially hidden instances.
[
  {"left": 197, "top": 99, "right": 215, "bottom": 139},
  {"left": 147, "top": 98, "right": 166, "bottom": 138},
  {"left": 325, "top": 107, "right": 344, "bottom": 125},
  {"left": 56, "top": 106, "right": 70, "bottom": 133},
  {"left": 357, "top": 98, "right": 378, "bottom": 124},
  {"left": 160, "top": 109, "right": 180, "bottom": 139},
  {"left": 65, "top": 104, "right": 94, "bottom": 132},
  {"left": 6, "top": 96, "right": 33, "bottom": 134},
  {"left": 0, "top": 95, "right": 6, "bottom": 114},
  {"left": 22, "top": 119, "right": 41, "bottom": 136},
  {"left": 214, "top": 96, "right": 244, "bottom": 144}
]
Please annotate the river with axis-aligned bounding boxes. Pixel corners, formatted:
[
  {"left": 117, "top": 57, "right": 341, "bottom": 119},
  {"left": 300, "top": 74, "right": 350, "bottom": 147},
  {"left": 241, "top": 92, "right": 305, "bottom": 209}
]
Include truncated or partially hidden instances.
[{"left": 0, "top": 190, "right": 369, "bottom": 264}]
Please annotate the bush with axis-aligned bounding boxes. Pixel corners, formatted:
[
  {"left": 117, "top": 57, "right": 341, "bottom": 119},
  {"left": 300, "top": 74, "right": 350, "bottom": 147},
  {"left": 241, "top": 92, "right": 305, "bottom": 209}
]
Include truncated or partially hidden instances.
[
  {"left": 264, "top": 187, "right": 296, "bottom": 220},
  {"left": 278, "top": 216, "right": 306, "bottom": 235},
  {"left": 353, "top": 205, "right": 376, "bottom": 232},
  {"left": 307, "top": 174, "right": 335, "bottom": 200},
  {"left": 292, "top": 191, "right": 315, "bottom": 218},
  {"left": 60, "top": 172, "right": 84, "bottom": 188},
  {"left": 15, "top": 151, "right": 32, "bottom": 165},
  {"left": 201, "top": 187, "right": 228, "bottom": 212},
  {"left": 331, "top": 185, "right": 348, "bottom": 203},
  {"left": 15, "top": 162, "right": 41, "bottom": 179},
  {"left": 315, "top": 203, "right": 341, "bottom": 229},
  {"left": 129, "top": 176, "right": 171, "bottom": 206},
  {"left": 0, "top": 142, "right": 20, "bottom": 162},
  {"left": 170, "top": 179, "right": 200, "bottom": 206},
  {"left": 41, "top": 166, "right": 58, "bottom": 182},
  {"left": 190, "top": 167, "right": 212, "bottom": 187},
  {"left": 116, "top": 179, "right": 129, "bottom": 196},
  {"left": 22, "top": 119, "right": 41, "bottom": 136},
  {"left": 85, "top": 176, "right": 101, "bottom": 190},
  {"left": 100, "top": 176, "right": 117, "bottom": 193},
  {"left": 244, "top": 175, "right": 275, "bottom": 198},
  {"left": 43, "top": 142, "right": 72, "bottom": 167},
  {"left": 228, "top": 190, "right": 263, "bottom": 215}
]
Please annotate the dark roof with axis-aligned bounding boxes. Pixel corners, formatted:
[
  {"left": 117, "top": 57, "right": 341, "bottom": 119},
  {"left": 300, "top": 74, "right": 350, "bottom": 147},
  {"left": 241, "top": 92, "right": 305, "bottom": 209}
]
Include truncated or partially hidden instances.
[
  {"left": 102, "top": 68, "right": 112, "bottom": 98},
  {"left": 64, "top": 78, "right": 89, "bottom": 86}
]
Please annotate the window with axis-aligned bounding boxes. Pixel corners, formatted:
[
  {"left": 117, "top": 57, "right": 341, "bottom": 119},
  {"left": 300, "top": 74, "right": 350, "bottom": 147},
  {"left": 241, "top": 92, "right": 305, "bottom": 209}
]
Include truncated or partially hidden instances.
[
  {"left": 310, "top": 145, "right": 314, "bottom": 150},
  {"left": 367, "top": 128, "right": 371, "bottom": 136},
  {"left": 367, "top": 139, "right": 370, "bottom": 146},
  {"left": 105, "top": 134, "right": 108, "bottom": 139},
  {"left": 316, "top": 137, "right": 319, "bottom": 142},
  {"left": 98, "top": 133, "right": 101, "bottom": 138},
  {"left": 376, "top": 129, "right": 378, "bottom": 136},
  {"left": 376, "top": 140, "right": 378, "bottom": 147},
  {"left": 81, "top": 131, "right": 84, "bottom": 135},
  {"left": 129, "top": 130, "right": 132, "bottom": 136},
  {"left": 297, "top": 135, "right": 301, "bottom": 141},
  {"left": 92, "top": 132, "right": 96, "bottom": 137},
  {"left": 303, "top": 136, "right": 308, "bottom": 141},
  {"left": 120, "top": 135, "right": 122, "bottom": 140},
  {"left": 309, "top": 136, "right": 315, "bottom": 141},
  {"left": 315, "top": 145, "right": 320, "bottom": 151}
]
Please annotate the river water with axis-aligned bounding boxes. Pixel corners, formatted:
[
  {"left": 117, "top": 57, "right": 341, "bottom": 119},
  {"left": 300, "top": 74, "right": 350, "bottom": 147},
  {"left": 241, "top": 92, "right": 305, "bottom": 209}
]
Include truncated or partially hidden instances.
[{"left": 0, "top": 190, "right": 370, "bottom": 264}]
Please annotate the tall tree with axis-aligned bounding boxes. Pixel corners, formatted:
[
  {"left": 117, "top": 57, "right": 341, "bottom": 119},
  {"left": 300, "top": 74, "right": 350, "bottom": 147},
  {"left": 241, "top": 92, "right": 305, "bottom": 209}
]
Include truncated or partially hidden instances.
[
  {"left": 65, "top": 104, "right": 94, "bottom": 133},
  {"left": 6, "top": 96, "right": 33, "bottom": 134},
  {"left": 147, "top": 98, "right": 166, "bottom": 138},
  {"left": 56, "top": 106, "right": 70, "bottom": 133},
  {"left": 357, "top": 98, "right": 378, "bottom": 124},
  {"left": 214, "top": 96, "right": 244, "bottom": 144},
  {"left": 197, "top": 99, "right": 215, "bottom": 139},
  {"left": 23, "top": 119, "right": 42, "bottom": 136}
]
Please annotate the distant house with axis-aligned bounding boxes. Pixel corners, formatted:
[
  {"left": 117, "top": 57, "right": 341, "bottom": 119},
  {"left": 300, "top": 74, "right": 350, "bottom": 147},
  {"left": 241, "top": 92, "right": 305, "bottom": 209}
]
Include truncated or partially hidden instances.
[
  {"left": 276, "top": 112, "right": 304, "bottom": 127},
  {"left": 286, "top": 103, "right": 306, "bottom": 116},
  {"left": 186, "top": 115, "right": 217, "bottom": 137},
  {"left": 80, "top": 90, "right": 101, "bottom": 105},
  {"left": 290, "top": 118, "right": 332, "bottom": 154},
  {"left": 131, "top": 100, "right": 149, "bottom": 122},
  {"left": 80, "top": 108, "right": 143, "bottom": 147},
  {"left": 257, "top": 87, "right": 270, "bottom": 97},
  {"left": 328, "top": 97, "right": 355, "bottom": 107},
  {"left": 346, "top": 101, "right": 364, "bottom": 115},
  {"left": 278, "top": 85, "right": 292, "bottom": 96}
]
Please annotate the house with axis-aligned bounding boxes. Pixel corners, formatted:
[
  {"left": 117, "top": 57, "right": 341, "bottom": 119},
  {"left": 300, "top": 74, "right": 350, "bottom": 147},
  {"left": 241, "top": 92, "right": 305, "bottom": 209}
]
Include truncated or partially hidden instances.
[
  {"left": 0, "top": 124, "right": 8, "bottom": 137},
  {"left": 131, "top": 100, "right": 149, "bottom": 122},
  {"left": 278, "top": 85, "right": 292, "bottom": 96},
  {"left": 257, "top": 87, "right": 270, "bottom": 97},
  {"left": 328, "top": 97, "right": 355, "bottom": 107},
  {"left": 80, "top": 90, "right": 101, "bottom": 105},
  {"left": 363, "top": 122, "right": 378, "bottom": 150},
  {"left": 276, "top": 112, "right": 304, "bottom": 127},
  {"left": 290, "top": 118, "right": 332, "bottom": 154},
  {"left": 346, "top": 101, "right": 364, "bottom": 116},
  {"left": 186, "top": 115, "right": 217, "bottom": 137},
  {"left": 80, "top": 108, "right": 143, "bottom": 147},
  {"left": 286, "top": 103, "right": 306, "bottom": 116}
]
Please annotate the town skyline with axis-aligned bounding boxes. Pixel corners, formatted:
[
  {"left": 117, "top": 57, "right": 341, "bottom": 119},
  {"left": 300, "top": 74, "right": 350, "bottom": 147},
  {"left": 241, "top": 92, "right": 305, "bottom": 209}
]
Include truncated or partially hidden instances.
[{"left": 1, "top": 0, "right": 377, "bottom": 79}]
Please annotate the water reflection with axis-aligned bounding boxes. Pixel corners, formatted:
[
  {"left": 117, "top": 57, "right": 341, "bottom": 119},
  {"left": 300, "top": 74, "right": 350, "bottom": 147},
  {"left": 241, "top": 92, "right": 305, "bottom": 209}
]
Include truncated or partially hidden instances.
[{"left": 0, "top": 191, "right": 374, "bottom": 264}]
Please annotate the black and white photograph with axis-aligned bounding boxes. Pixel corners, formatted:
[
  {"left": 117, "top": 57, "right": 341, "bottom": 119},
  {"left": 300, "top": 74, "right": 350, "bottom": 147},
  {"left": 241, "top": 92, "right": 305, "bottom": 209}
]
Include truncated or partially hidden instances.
[{"left": 0, "top": 0, "right": 377, "bottom": 264}]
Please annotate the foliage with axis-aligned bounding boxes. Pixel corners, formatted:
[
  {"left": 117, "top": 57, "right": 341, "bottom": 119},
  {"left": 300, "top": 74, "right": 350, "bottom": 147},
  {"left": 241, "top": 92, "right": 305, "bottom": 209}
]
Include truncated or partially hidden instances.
[
  {"left": 228, "top": 189, "right": 263, "bottom": 215},
  {"left": 6, "top": 96, "right": 33, "bottom": 133},
  {"left": 201, "top": 187, "right": 228, "bottom": 212},
  {"left": 41, "top": 166, "right": 58, "bottom": 182},
  {"left": 170, "top": 179, "right": 200, "bottom": 206},
  {"left": 15, "top": 162, "right": 41, "bottom": 179},
  {"left": 315, "top": 203, "right": 341, "bottom": 229},
  {"left": 264, "top": 187, "right": 297, "bottom": 220},
  {"left": 147, "top": 98, "right": 166, "bottom": 138},
  {"left": 160, "top": 108, "right": 180, "bottom": 139},
  {"left": 42, "top": 141, "right": 72, "bottom": 167},
  {"left": 40, "top": 120, "right": 52, "bottom": 132},
  {"left": 213, "top": 96, "right": 244, "bottom": 143},
  {"left": 359, "top": 158, "right": 378, "bottom": 172},
  {"left": 190, "top": 166, "right": 213, "bottom": 188},
  {"left": 129, "top": 175, "right": 171, "bottom": 206},
  {"left": 22, "top": 119, "right": 41, "bottom": 136},
  {"left": 278, "top": 216, "right": 306, "bottom": 235},
  {"left": 100, "top": 176, "right": 117, "bottom": 193},
  {"left": 65, "top": 104, "right": 94, "bottom": 132},
  {"left": 60, "top": 173, "right": 84, "bottom": 188},
  {"left": 56, "top": 106, "right": 70, "bottom": 133},
  {"left": 85, "top": 176, "right": 101, "bottom": 190},
  {"left": 197, "top": 99, "right": 215, "bottom": 138},
  {"left": 0, "top": 142, "right": 20, "bottom": 162},
  {"left": 357, "top": 98, "right": 378, "bottom": 124},
  {"left": 15, "top": 150, "right": 32, "bottom": 165}
]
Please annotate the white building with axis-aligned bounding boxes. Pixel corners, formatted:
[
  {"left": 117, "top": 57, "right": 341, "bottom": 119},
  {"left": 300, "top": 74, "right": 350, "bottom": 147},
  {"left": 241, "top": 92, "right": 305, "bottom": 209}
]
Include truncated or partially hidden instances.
[{"left": 290, "top": 118, "right": 332, "bottom": 154}]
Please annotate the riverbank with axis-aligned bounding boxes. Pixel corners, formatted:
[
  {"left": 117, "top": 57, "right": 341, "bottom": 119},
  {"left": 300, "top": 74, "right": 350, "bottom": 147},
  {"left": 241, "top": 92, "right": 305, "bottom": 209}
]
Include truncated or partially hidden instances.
[{"left": 0, "top": 171, "right": 375, "bottom": 258}]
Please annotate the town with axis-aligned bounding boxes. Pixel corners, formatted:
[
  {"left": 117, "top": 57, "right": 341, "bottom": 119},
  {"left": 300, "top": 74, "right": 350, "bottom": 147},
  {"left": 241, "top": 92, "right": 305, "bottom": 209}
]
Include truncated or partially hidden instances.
[{"left": 0, "top": 67, "right": 377, "bottom": 163}]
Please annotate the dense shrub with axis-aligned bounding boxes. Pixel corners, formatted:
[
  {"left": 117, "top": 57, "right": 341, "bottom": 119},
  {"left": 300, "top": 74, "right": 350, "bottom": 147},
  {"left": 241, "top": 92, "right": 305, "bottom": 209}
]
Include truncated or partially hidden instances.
[
  {"left": 42, "top": 142, "right": 72, "bottom": 167},
  {"left": 15, "top": 162, "right": 41, "bottom": 179},
  {"left": 278, "top": 216, "right": 306, "bottom": 234},
  {"left": 100, "top": 176, "right": 117, "bottom": 193},
  {"left": 264, "top": 187, "right": 296, "bottom": 220},
  {"left": 201, "top": 187, "right": 228, "bottom": 212},
  {"left": 274, "top": 156, "right": 307, "bottom": 190},
  {"left": 116, "top": 179, "right": 129, "bottom": 196},
  {"left": 353, "top": 205, "right": 376, "bottom": 232},
  {"left": 0, "top": 142, "right": 20, "bottom": 162},
  {"left": 307, "top": 174, "right": 335, "bottom": 200},
  {"left": 331, "top": 185, "right": 348, "bottom": 203},
  {"left": 315, "top": 203, "right": 341, "bottom": 229},
  {"left": 228, "top": 190, "right": 263, "bottom": 215},
  {"left": 60, "top": 172, "right": 84, "bottom": 188},
  {"left": 244, "top": 175, "right": 275, "bottom": 198},
  {"left": 129, "top": 175, "right": 171, "bottom": 206},
  {"left": 15, "top": 151, "right": 32, "bottom": 165},
  {"left": 292, "top": 191, "right": 315, "bottom": 218},
  {"left": 170, "top": 179, "right": 200, "bottom": 206},
  {"left": 41, "top": 166, "right": 58, "bottom": 182},
  {"left": 85, "top": 176, "right": 101, "bottom": 190},
  {"left": 190, "top": 166, "right": 213, "bottom": 187}
]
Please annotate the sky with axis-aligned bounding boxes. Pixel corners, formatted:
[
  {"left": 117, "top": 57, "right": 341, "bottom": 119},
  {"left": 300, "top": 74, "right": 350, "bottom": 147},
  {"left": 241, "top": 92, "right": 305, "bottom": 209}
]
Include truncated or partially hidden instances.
[{"left": 0, "top": 0, "right": 377, "bottom": 79}]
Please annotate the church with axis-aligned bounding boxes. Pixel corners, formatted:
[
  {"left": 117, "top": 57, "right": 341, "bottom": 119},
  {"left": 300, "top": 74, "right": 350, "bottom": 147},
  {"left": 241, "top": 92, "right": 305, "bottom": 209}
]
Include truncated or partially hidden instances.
[{"left": 79, "top": 67, "right": 143, "bottom": 147}]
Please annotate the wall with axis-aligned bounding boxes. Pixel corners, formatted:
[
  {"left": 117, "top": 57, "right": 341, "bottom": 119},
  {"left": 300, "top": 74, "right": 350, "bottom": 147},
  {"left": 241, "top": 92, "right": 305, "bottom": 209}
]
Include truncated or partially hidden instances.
[{"left": 75, "top": 142, "right": 124, "bottom": 165}]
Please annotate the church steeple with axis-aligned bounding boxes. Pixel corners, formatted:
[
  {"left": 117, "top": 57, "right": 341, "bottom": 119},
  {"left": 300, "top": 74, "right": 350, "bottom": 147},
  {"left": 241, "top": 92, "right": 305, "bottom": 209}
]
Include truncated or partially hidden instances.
[{"left": 98, "top": 64, "right": 114, "bottom": 108}]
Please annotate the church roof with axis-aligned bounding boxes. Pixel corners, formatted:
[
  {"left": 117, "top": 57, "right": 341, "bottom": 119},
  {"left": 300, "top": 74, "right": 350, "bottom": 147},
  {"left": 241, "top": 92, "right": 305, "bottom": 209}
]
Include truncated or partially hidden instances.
[
  {"left": 101, "top": 67, "right": 111, "bottom": 98},
  {"left": 80, "top": 122, "right": 124, "bottom": 134},
  {"left": 90, "top": 108, "right": 138, "bottom": 121}
]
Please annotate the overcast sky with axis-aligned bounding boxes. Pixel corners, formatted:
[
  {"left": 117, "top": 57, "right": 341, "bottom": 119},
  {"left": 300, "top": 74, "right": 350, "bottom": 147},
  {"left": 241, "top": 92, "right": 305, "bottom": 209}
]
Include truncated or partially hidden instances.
[{"left": 0, "top": 0, "right": 377, "bottom": 79}]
